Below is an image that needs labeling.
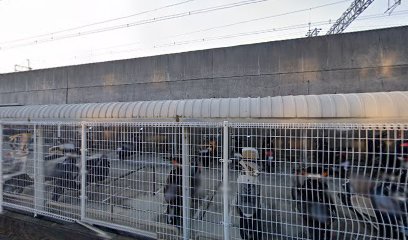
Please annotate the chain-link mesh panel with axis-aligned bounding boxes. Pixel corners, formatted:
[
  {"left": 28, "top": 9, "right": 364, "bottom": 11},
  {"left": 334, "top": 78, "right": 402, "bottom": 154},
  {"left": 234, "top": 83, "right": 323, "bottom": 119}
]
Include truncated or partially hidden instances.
[
  {"left": 83, "top": 122, "right": 225, "bottom": 239},
  {"left": 1, "top": 123, "right": 82, "bottom": 220},
  {"left": 227, "top": 123, "right": 408, "bottom": 240},
  {"left": 185, "top": 124, "right": 224, "bottom": 240},
  {"left": 87, "top": 123, "right": 179, "bottom": 238},
  {"left": 2, "top": 124, "right": 35, "bottom": 210},
  {"left": 36, "top": 123, "right": 82, "bottom": 220}
]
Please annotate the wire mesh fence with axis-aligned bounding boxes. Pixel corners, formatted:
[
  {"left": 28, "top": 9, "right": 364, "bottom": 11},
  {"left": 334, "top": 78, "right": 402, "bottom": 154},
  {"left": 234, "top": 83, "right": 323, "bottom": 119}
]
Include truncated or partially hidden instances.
[
  {"left": 1, "top": 121, "right": 407, "bottom": 240},
  {"left": 2, "top": 123, "right": 35, "bottom": 211}
]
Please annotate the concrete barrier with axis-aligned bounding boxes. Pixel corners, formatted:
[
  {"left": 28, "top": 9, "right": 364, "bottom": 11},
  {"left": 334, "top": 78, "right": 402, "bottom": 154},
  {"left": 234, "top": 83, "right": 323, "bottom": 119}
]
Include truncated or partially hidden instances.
[{"left": 0, "top": 26, "right": 407, "bottom": 105}]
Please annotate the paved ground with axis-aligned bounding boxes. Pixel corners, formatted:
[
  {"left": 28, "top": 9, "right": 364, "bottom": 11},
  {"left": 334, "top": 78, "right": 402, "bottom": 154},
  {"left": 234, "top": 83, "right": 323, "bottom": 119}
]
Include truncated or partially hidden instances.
[
  {"left": 3, "top": 153, "right": 384, "bottom": 239},
  {"left": 0, "top": 210, "right": 140, "bottom": 240}
]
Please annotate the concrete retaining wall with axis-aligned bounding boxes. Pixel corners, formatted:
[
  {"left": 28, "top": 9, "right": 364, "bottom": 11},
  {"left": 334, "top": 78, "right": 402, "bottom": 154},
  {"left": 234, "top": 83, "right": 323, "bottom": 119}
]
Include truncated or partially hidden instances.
[{"left": 1, "top": 26, "right": 407, "bottom": 105}]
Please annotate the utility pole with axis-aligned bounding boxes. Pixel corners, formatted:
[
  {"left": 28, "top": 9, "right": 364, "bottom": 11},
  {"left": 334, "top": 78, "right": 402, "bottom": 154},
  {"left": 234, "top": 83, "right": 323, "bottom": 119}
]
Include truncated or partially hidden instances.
[
  {"left": 14, "top": 59, "right": 32, "bottom": 72},
  {"left": 306, "top": 24, "right": 322, "bottom": 37},
  {"left": 306, "top": 28, "right": 322, "bottom": 37},
  {"left": 305, "top": 8, "right": 322, "bottom": 37}
]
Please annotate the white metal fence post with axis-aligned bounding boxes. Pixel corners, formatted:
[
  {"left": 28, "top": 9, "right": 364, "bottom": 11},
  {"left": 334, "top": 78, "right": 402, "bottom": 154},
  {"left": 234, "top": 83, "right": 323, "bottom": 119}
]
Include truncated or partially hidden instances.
[
  {"left": 0, "top": 124, "right": 3, "bottom": 214},
  {"left": 34, "top": 125, "right": 45, "bottom": 215},
  {"left": 182, "top": 126, "right": 191, "bottom": 240},
  {"left": 33, "top": 125, "right": 37, "bottom": 216},
  {"left": 80, "top": 123, "right": 87, "bottom": 220},
  {"left": 222, "top": 121, "right": 230, "bottom": 240}
]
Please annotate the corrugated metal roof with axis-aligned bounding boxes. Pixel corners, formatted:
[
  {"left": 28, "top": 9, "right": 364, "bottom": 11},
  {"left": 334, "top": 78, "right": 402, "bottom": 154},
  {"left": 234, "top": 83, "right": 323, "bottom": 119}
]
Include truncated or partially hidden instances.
[{"left": 0, "top": 91, "right": 407, "bottom": 120}]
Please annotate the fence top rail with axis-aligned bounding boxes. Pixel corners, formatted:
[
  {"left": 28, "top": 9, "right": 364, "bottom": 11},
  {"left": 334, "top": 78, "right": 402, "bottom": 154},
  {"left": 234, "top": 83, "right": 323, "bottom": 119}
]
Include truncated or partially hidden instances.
[
  {"left": 0, "top": 120, "right": 224, "bottom": 128},
  {"left": 0, "top": 120, "right": 407, "bottom": 130},
  {"left": 228, "top": 122, "right": 408, "bottom": 130},
  {"left": 82, "top": 121, "right": 224, "bottom": 127},
  {"left": 0, "top": 121, "right": 80, "bottom": 126}
]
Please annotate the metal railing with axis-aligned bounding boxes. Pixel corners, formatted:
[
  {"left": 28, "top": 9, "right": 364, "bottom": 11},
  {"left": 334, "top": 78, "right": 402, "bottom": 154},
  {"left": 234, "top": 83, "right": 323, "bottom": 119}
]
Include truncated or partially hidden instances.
[{"left": 1, "top": 121, "right": 407, "bottom": 240}]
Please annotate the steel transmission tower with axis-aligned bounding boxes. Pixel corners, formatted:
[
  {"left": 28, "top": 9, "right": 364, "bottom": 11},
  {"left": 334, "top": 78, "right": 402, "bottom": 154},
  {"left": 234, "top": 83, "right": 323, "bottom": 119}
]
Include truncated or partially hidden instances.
[
  {"left": 326, "top": 0, "right": 375, "bottom": 35},
  {"left": 385, "top": 0, "right": 402, "bottom": 14},
  {"left": 325, "top": 0, "right": 402, "bottom": 35}
]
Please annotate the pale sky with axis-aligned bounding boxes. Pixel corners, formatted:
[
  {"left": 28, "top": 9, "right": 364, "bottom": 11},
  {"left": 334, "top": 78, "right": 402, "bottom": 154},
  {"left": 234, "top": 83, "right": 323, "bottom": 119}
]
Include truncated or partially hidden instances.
[{"left": 0, "top": 0, "right": 407, "bottom": 73}]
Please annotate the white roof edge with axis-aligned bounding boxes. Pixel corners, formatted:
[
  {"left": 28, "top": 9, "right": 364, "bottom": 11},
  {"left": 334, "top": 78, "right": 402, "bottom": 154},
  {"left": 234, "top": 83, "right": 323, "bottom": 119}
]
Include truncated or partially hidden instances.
[{"left": 0, "top": 91, "right": 407, "bottom": 120}]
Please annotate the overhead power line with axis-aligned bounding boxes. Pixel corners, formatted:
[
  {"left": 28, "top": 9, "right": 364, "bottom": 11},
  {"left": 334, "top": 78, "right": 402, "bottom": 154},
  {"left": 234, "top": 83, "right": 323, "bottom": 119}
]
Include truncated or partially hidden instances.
[
  {"left": 84, "top": 0, "right": 354, "bottom": 54},
  {"left": 0, "top": 0, "right": 269, "bottom": 49},
  {"left": 78, "top": 10, "right": 408, "bottom": 60},
  {"left": 77, "top": 0, "right": 351, "bottom": 54},
  {"left": 39, "top": 0, "right": 351, "bottom": 61},
  {"left": 52, "top": 21, "right": 333, "bottom": 62},
  {"left": 2, "top": 0, "right": 406, "bottom": 72},
  {"left": 58, "top": 30, "right": 309, "bottom": 64},
  {"left": 0, "top": 0, "right": 349, "bottom": 52},
  {"left": 0, "top": 0, "right": 195, "bottom": 45},
  {"left": 72, "top": 24, "right": 337, "bottom": 59},
  {"left": 2, "top": 10, "right": 407, "bottom": 73},
  {"left": 164, "top": 0, "right": 351, "bottom": 40}
]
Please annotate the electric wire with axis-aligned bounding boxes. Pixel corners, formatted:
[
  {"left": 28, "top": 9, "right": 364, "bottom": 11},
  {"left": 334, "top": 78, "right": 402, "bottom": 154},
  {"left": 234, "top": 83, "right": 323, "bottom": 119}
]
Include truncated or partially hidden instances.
[
  {"left": 0, "top": 0, "right": 195, "bottom": 45},
  {"left": 78, "top": 0, "right": 353, "bottom": 54},
  {"left": 75, "top": 9, "right": 408, "bottom": 61},
  {"left": 0, "top": 0, "right": 269, "bottom": 49},
  {"left": 32, "top": 10, "right": 408, "bottom": 69},
  {"left": 1, "top": 1, "right": 407, "bottom": 72}
]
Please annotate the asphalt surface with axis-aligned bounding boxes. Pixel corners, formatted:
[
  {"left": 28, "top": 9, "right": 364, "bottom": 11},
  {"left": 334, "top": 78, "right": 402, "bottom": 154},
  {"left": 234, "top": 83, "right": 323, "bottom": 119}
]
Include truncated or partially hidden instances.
[
  {"left": 2, "top": 152, "right": 393, "bottom": 239},
  {"left": 0, "top": 210, "right": 140, "bottom": 240}
]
